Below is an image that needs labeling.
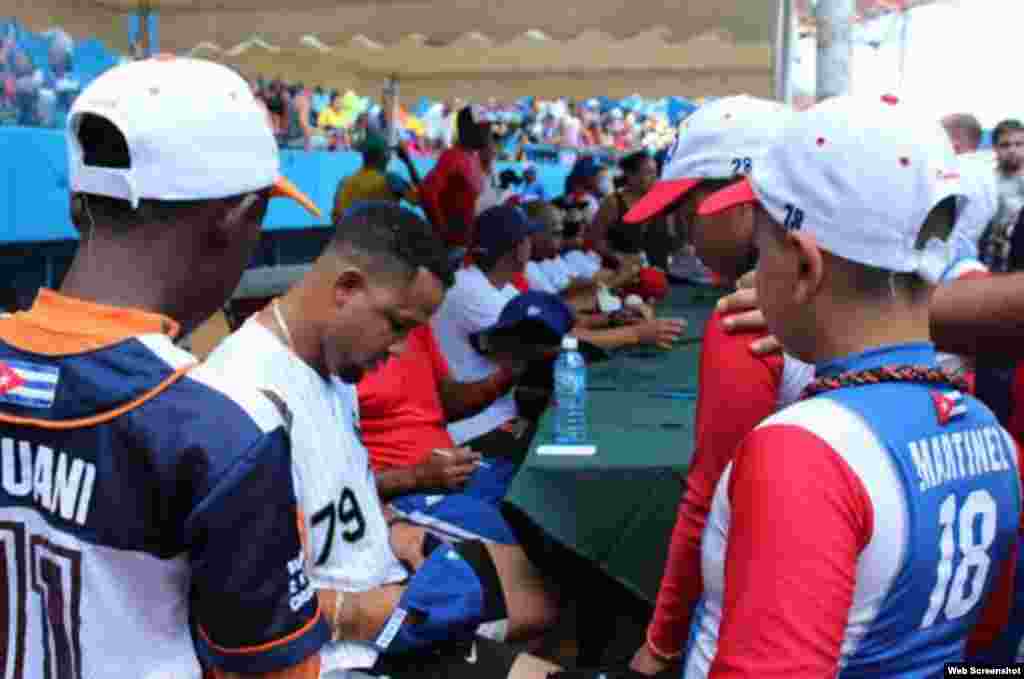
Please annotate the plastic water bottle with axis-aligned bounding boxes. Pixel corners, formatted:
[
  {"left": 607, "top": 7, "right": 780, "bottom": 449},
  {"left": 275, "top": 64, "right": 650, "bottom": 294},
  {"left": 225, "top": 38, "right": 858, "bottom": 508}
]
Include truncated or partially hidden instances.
[{"left": 553, "top": 336, "right": 587, "bottom": 444}]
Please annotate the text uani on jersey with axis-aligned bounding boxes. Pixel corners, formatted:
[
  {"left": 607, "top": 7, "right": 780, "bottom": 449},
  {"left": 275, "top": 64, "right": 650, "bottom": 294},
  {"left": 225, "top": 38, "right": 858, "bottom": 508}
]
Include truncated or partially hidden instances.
[
  {"left": 0, "top": 437, "right": 97, "bottom": 526},
  {"left": 909, "top": 426, "right": 1016, "bottom": 493}
]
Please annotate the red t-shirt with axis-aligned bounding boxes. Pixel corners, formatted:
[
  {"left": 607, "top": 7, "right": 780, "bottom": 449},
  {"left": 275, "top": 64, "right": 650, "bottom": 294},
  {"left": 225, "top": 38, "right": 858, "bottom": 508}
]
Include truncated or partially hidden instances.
[
  {"left": 356, "top": 324, "right": 454, "bottom": 471},
  {"left": 647, "top": 308, "right": 796, "bottom": 657},
  {"left": 419, "top": 146, "right": 484, "bottom": 248},
  {"left": 511, "top": 272, "right": 530, "bottom": 293}
]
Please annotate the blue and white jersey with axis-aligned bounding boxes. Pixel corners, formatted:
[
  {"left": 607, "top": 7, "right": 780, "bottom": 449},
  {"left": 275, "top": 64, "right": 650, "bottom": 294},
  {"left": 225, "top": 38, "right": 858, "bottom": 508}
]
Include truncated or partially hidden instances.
[
  {"left": 688, "top": 343, "right": 1022, "bottom": 678},
  {"left": 0, "top": 290, "right": 328, "bottom": 678}
]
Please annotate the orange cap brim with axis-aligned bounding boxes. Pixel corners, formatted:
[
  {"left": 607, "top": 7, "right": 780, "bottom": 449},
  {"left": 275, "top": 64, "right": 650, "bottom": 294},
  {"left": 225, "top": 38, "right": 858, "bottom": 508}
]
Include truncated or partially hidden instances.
[
  {"left": 697, "top": 178, "right": 758, "bottom": 217},
  {"left": 623, "top": 178, "right": 702, "bottom": 224},
  {"left": 271, "top": 176, "right": 322, "bottom": 219}
]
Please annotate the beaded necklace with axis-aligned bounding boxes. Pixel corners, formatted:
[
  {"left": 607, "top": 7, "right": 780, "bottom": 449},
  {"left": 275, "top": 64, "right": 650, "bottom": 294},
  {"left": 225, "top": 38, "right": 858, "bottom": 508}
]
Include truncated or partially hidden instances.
[{"left": 801, "top": 365, "right": 969, "bottom": 400}]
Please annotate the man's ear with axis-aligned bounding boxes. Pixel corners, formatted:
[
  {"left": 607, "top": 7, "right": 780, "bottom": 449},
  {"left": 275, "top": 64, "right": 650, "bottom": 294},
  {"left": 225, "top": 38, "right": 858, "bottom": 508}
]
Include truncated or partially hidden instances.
[
  {"left": 790, "top": 231, "right": 824, "bottom": 305},
  {"left": 333, "top": 268, "right": 368, "bottom": 307},
  {"left": 208, "top": 192, "right": 265, "bottom": 249}
]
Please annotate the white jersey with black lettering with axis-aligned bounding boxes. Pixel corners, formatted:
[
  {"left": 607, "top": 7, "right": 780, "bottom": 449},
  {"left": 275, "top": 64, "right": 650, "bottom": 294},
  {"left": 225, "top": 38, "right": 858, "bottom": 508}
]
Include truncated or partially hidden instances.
[{"left": 205, "top": 320, "right": 407, "bottom": 675}]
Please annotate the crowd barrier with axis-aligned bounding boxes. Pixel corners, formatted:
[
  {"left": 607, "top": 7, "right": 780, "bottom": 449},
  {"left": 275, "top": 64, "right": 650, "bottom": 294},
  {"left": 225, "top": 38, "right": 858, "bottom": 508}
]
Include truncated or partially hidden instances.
[{"left": 0, "top": 127, "right": 577, "bottom": 245}]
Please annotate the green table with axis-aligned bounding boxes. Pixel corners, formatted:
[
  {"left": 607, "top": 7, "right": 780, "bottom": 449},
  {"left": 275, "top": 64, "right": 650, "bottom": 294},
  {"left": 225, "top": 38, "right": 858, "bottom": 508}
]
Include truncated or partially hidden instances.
[
  {"left": 504, "top": 284, "right": 722, "bottom": 603},
  {"left": 531, "top": 387, "right": 695, "bottom": 475}
]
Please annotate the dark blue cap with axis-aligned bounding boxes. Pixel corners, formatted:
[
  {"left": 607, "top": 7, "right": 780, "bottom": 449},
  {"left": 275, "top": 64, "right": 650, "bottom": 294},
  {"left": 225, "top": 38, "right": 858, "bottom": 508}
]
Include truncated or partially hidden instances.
[
  {"left": 473, "top": 204, "right": 545, "bottom": 259},
  {"left": 491, "top": 291, "right": 574, "bottom": 337},
  {"left": 471, "top": 291, "right": 608, "bottom": 362}
]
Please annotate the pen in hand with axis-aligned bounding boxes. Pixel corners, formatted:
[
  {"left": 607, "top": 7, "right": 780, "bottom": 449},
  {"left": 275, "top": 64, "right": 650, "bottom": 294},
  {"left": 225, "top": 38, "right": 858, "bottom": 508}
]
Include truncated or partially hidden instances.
[{"left": 433, "top": 448, "right": 491, "bottom": 469}]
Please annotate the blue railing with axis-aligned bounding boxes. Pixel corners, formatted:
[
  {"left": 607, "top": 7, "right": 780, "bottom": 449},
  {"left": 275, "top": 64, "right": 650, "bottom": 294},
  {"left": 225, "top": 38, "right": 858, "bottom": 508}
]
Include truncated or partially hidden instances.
[{"left": 0, "top": 127, "right": 579, "bottom": 244}]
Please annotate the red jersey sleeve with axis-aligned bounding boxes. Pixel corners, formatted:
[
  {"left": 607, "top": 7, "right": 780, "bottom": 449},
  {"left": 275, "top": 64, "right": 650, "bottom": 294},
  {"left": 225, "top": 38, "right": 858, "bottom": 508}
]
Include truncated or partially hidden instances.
[
  {"left": 647, "top": 310, "right": 784, "bottom": 657},
  {"left": 709, "top": 424, "right": 872, "bottom": 679}
]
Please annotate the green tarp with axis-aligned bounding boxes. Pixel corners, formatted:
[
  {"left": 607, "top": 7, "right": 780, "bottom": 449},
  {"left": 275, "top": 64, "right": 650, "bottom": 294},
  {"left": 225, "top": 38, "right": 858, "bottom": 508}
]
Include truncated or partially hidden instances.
[{"left": 504, "top": 284, "right": 724, "bottom": 602}]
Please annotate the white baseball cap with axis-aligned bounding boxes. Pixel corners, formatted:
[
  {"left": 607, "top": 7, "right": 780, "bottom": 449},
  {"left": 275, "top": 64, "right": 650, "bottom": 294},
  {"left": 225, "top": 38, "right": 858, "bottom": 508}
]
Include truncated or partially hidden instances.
[
  {"left": 624, "top": 95, "right": 792, "bottom": 224},
  {"left": 699, "top": 95, "right": 965, "bottom": 282},
  {"left": 68, "top": 56, "right": 320, "bottom": 217}
]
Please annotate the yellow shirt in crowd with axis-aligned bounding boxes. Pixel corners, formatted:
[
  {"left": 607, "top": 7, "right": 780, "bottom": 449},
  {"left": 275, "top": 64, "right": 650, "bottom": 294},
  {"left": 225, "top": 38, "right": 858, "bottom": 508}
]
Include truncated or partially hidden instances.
[
  {"left": 332, "top": 167, "right": 419, "bottom": 223},
  {"left": 318, "top": 107, "right": 348, "bottom": 130}
]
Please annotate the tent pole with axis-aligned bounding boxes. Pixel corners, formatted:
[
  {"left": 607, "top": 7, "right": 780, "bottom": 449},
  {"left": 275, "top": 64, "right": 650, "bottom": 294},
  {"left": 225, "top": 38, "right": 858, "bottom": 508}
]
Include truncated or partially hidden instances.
[
  {"left": 897, "top": 4, "right": 911, "bottom": 91},
  {"left": 815, "top": 0, "right": 855, "bottom": 100},
  {"left": 138, "top": 1, "right": 151, "bottom": 58},
  {"left": 774, "top": 0, "right": 795, "bottom": 104}
]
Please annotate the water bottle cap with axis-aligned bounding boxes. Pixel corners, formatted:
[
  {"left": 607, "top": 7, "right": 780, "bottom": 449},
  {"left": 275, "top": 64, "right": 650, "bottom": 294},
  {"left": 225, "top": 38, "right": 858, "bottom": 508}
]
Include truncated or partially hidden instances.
[{"left": 562, "top": 336, "right": 579, "bottom": 351}]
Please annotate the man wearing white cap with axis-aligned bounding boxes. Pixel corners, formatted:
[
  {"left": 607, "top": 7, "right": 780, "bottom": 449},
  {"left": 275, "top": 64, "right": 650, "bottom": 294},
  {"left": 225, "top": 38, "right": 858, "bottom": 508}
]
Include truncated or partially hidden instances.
[
  {"left": 624, "top": 95, "right": 814, "bottom": 676},
  {"left": 0, "top": 57, "right": 329, "bottom": 677},
  {"left": 687, "top": 96, "right": 1022, "bottom": 677}
]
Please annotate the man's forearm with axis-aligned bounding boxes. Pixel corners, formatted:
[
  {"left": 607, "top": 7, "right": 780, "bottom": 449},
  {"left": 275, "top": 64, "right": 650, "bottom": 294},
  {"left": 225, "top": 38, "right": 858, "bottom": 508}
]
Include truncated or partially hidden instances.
[
  {"left": 573, "top": 325, "right": 641, "bottom": 351},
  {"left": 375, "top": 466, "right": 424, "bottom": 502},
  {"left": 930, "top": 273, "right": 1024, "bottom": 359},
  {"left": 439, "top": 367, "right": 517, "bottom": 422},
  {"left": 573, "top": 312, "right": 612, "bottom": 330}
]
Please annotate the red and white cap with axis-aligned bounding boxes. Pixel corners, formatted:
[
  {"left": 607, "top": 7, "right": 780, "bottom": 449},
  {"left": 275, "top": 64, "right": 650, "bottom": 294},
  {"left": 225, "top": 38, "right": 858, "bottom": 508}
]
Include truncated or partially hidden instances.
[
  {"left": 68, "top": 56, "right": 320, "bottom": 217},
  {"left": 699, "top": 95, "right": 965, "bottom": 282},
  {"left": 624, "top": 95, "right": 792, "bottom": 224}
]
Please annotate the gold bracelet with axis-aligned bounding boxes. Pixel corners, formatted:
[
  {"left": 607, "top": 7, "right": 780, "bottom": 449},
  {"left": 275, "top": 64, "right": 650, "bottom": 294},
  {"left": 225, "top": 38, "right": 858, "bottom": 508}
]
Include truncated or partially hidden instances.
[{"left": 331, "top": 590, "right": 346, "bottom": 642}]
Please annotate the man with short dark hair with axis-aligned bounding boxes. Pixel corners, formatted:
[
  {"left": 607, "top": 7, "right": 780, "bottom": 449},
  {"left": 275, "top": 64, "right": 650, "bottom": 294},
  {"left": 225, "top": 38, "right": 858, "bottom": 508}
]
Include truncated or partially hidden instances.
[
  {"left": 204, "top": 203, "right": 568, "bottom": 679},
  {"left": 980, "top": 119, "right": 1024, "bottom": 272},
  {"left": 0, "top": 56, "right": 329, "bottom": 678},
  {"left": 431, "top": 205, "right": 541, "bottom": 502}
]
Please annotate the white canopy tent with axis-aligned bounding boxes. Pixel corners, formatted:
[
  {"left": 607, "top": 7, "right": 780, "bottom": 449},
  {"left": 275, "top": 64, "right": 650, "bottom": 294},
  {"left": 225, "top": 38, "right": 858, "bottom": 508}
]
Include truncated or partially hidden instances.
[{"left": 18, "top": 0, "right": 782, "bottom": 99}]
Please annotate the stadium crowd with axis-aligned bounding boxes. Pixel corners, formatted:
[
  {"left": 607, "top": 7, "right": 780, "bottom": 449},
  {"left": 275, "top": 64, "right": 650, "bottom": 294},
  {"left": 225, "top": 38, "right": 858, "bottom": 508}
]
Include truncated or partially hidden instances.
[
  {"left": 10, "top": 30, "right": 1024, "bottom": 679},
  {"left": 1, "top": 18, "right": 678, "bottom": 159},
  {"left": 250, "top": 75, "right": 678, "bottom": 157}
]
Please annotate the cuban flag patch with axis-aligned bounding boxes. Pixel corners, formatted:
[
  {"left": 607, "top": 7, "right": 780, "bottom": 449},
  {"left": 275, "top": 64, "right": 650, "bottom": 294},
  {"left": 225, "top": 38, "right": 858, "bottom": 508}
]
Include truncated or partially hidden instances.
[
  {"left": 0, "top": 360, "right": 60, "bottom": 409},
  {"left": 932, "top": 390, "right": 966, "bottom": 426}
]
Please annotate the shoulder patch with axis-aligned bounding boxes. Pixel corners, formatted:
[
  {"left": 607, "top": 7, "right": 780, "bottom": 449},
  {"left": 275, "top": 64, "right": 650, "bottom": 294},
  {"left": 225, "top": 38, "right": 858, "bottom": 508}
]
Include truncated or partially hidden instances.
[{"left": 0, "top": 359, "right": 60, "bottom": 409}]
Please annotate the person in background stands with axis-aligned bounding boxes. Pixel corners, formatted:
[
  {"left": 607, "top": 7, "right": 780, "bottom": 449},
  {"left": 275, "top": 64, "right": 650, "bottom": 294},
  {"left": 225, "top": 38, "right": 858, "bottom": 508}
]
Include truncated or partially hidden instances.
[
  {"left": 263, "top": 79, "right": 288, "bottom": 139},
  {"left": 561, "top": 156, "right": 606, "bottom": 235},
  {"left": 12, "top": 50, "right": 41, "bottom": 126},
  {"left": 419, "top": 105, "right": 490, "bottom": 258},
  {"left": 520, "top": 164, "right": 546, "bottom": 202},
  {"left": 317, "top": 91, "right": 351, "bottom": 151},
  {"left": 287, "top": 83, "right": 327, "bottom": 152},
  {"left": 331, "top": 134, "right": 421, "bottom": 223},
  {"left": 941, "top": 113, "right": 998, "bottom": 261},
  {"left": 475, "top": 131, "right": 504, "bottom": 216},
  {"left": 980, "top": 119, "right": 1024, "bottom": 273}
]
